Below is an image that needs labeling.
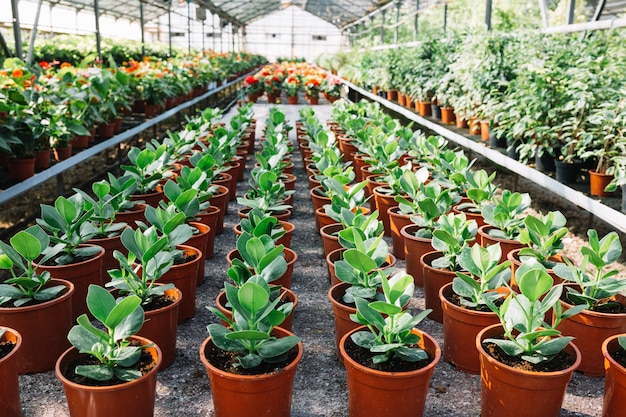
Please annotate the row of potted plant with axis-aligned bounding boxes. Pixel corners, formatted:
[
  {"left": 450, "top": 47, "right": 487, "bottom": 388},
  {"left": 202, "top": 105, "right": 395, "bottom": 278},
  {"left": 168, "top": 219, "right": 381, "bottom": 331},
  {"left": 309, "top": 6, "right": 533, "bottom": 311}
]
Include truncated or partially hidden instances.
[
  {"left": 0, "top": 49, "right": 265, "bottom": 180},
  {"left": 320, "top": 29, "right": 626, "bottom": 204},
  {"left": 0, "top": 100, "right": 259, "bottom": 416},
  {"left": 297, "top": 99, "right": 626, "bottom": 417},
  {"left": 244, "top": 62, "right": 342, "bottom": 105}
]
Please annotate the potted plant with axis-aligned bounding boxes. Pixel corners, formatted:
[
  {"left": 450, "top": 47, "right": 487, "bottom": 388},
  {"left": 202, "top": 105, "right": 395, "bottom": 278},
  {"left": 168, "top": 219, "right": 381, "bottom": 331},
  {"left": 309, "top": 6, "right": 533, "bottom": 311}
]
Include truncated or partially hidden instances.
[
  {"left": 107, "top": 226, "right": 182, "bottom": 369},
  {"left": 55, "top": 285, "right": 161, "bottom": 417},
  {"left": 421, "top": 212, "right": 477, "bottom": 323},
  {"left": 439, "top": 243, "right": 511, "bottom": 374},
  {"left": 0, "top": 326, "right": 22, "bottom": 417},
  {"left": 340, "top": 271, "right": 440, "bottom": 417},
  {"left": 553, "top": 229, "right": 626, "bottom": 376},
  {"left": 121, "top": 144, "right": 169, "bottom": 207},
  {"left": 601, "top": 334, "right": 626, "bottom": 416},
  {"left": 200, "top": 280, "right": 302, "bottom": 417},
  {"left": 478, "top": 259, "right": 585, "bottom": 417},
  {"left": 283, "top": 74, "right": 301, "bottom": 105},
  {"left": 35, "top": 194, "right": 105, "bottom": 318},
  {"left": 0, "top": 225, "right": 74, "bottom": 373}
]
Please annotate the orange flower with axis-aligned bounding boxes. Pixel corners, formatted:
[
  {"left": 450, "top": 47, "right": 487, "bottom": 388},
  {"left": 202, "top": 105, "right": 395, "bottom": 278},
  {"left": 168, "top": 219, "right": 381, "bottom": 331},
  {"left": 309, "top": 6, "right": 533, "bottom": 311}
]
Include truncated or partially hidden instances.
[
  {"left": 60, "top": 62, "right": 72, "bottom": 68},
  {"left": 11, "top": 69, "right": 23, "bottom": 78}
]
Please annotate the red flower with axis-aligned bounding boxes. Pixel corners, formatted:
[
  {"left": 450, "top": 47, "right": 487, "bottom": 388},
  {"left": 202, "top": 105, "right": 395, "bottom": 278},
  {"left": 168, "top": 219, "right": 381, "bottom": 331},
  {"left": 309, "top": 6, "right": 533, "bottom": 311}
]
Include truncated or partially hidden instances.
[{"left": 39, "top": 61, "right": 51, "bottom": 70}]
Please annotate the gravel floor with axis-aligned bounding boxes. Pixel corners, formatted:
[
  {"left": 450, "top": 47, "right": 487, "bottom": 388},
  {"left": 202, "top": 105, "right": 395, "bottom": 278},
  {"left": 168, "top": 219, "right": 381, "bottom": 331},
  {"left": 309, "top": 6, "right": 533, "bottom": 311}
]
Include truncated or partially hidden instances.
[{"left": 16, "top": 99, "right": 626, "bottom": 416}]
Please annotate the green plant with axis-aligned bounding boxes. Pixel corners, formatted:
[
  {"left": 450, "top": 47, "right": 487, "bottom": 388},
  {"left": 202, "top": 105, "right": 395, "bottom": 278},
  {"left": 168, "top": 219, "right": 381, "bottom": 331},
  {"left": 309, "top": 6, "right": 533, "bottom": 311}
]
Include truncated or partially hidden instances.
[
  {"left": 228, "top": 232, "right": 287, "bottom": 287},
  {"left": 405, "top": 180, "right": 459, "bottom": 239},
  {"left": 238, "top": 209, "right": 286, "bottom": 244},
  {"left": 554, "top": 230, "right": 626, "bottom": 312},
  {"left": 74, "top": 180, "right": 127, "bottom": 238},
  {"left": 430, "top": 212, "right": 478, "bottom": 271},
  {"left": 207, "top": 280, "right": 300, "bottom": 369},
  {"left": 121, "top": 144, "right": 169, "bottom": 194},
  {"left": 484, "top": 259, "right": 585, "bottom": 364},
  {"left": 517, "top": 211, "right": 568, "bottom": 268},
  {"left": 106, "top": 227, "right": 175, "bottom": 305},
  {"left": 67, "top": 285, "right": 146, "bottom": 382},
  {"left": 36, "top": 195, "right": 100, "bottom": 265},
  {"left": 455, "top": 169, "right": 498, "bottom": 214},
  {"left": 453, "top": 243, "right": 511, "bottom": 309},
  {"left": 349, "top": 271, "right": 431, "bottom": 364},
  {"left": 105, "top": 173, "right": 139, "bottom": 213},
  {"left": 0, "top": 226, "right": 66, "bottom": 306},
  {"left": 237, "top": 170, "right": 293, "bottom": 215},
  {"left": 481, "top": 190, "right": 531, "bottom": 240}
]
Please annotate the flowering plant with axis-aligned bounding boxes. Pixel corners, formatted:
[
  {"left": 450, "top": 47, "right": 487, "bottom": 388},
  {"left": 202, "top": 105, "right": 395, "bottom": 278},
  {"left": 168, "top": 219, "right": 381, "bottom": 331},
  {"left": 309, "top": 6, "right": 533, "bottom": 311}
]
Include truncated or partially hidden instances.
[
  {"left": 323, "top": 76, "right": 342, "bottom": 97},
  {"left": 303, "top": 75, "right": 322, "bottom": 97},
  {"left": 244, "top": 75, "right": 262, "bottom": 95},
  {"left": 283, "top": 75, "right": 301, "bottom": 97}
]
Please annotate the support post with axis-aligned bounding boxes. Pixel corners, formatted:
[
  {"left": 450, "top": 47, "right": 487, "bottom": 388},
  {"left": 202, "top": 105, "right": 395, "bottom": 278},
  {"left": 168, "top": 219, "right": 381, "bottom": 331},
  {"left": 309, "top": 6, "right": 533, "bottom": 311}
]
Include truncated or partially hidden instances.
[
  {"left": 139, "top": 0, "right": 145, "bottom": 57},
  {"left": 443, "top": 1, "right": 448, "bottom": 32},
  {"left": 566, "top": 0, "right": 576, "bottom": 25},
  {"left": 231, "top": 24, "right": 235, "bottom": 52},
  {"left": 538, "top": 0, "right": 549, "bottom": 28},
  {"left": 94, "top": 0, "right": 102, "bottom": 60},
  {"left": 414, "top": 0, "right": 420, "bottom": 40},
  {"left": 369, "top": 16, "right": 375, "bottom": 42},
  {"left": 212, "top": 13, "right": 216, "bottom": 50},
  {"left": 485, "top": 0, "right": 493, "bottom": 30},
  {"left": 187, "top": 0, "right": 192, "bottom": 52},
  {"left": 394, "top": 1, "right": 400, "bottom": 44},
  {"left": 10, "top": 0, "right": 23, "bottom": 58},
  {"left": 26, "top": 0, "right": 44, "bottom": 64},
  {"left": 380, "top": 9, "right": 386, "bottom": 44},
  {"left": 0, "top": 31, "right": 11, "bottom": 57},
  {"left": 168, "top": 4, "right": 173, "bottom": 56},
  {"left": 202, "top": 21, "right": 205, "bottom": 51}
]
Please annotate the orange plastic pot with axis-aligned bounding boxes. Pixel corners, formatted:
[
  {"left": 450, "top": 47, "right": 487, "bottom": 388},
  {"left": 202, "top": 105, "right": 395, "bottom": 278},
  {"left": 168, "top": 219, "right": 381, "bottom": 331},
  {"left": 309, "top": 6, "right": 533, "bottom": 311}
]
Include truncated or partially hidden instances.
[
  {"left": 339, "top": 326, "right": 440, "bottom": 417},
  {"left": 36, "top": 245, "right": 104, "bottom": 318},
  {"left": 602, "top": 334, "right": 626, "bottom": 416},
  {"left": 199, "top": 327, "right": 302, "bottom": 417},
  {"left": 185, "top": 222, "right": 209, "bottom": 287},
  {"left": 314, "top": 207, "right": 338, "bottom": 232},
  {"left": 421, "top": 250, "right": 459, "bottom": 323},
  {"left": 196, "top": 205, "right": 220, "bottom": 260},
  {"left": 114, "top": 203, "right": 146, "bottom": 228},
  {"left": 477, "top": 324, "right": 580, "bottom": 417},
  {"left": 88, "top": 232, "right": 127, "bottom": 280},
  {"left": 160, "top": 245, "right": 201, "bottom": 323},
  {"left": 0, "top": 327, "right": 22, "bottom": 417},
  {"left": 328, "top": 282, "right": 359, "bottom": 361},
  {"left": 130, "top": 189, "right": 164, "bottom": 208},
  {"left": 138, "top": 287, "right": 181, "bottom": 370},
  {"left": 440, "top": 282, "right": 501, "bottom": 374},
  {"left": 0, "top": 279, "right": 74, "bottom": 374},
  {"left": 477, "top": 225, "right": 524, "bottom": 263},
  {"left": 56, "top": 336, "right": 161, "bottom": 417},
  {"left": 589, "top": 170, "right": 614, "bottom": 197},
  {"left": 208, "top": 185, "right": 230, "bottom": 235},
  {"left": 310, "top": 186, "right": 331, "bottom": 213},
  {"left": 388, "top": 207, "right": 413, "bottom": 260},
  {"left": 320, "top": 223, "right": 343, "bottom": 258},
  {"left": 237, "top": 207, "right": 292, "bottom": 222},
  {"left": 401, "top": 224, "right": 433, "bottom": 287}
]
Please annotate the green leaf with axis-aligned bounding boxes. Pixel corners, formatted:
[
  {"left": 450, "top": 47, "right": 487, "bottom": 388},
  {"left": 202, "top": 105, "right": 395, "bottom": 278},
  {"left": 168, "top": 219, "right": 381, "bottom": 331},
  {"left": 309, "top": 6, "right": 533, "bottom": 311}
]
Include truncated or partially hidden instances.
[
  {"left": 86, "top": 285, "right": 116, "bottom": 324},
  {"left": 75, "top": 364, "right": 114, "bottom": 381},
  {"left": 257, "top": 336, "right": 301, "bottom": 358},
  {"left": 369, "top": 301, "right": 402, "bottom": 316},
  {"left": 104, "top": 294, "right": 142, "bottom": 330},
  {"left": 344, "top": 249, "right": 377, "bottom": 274},
  {"left": 238, "top": 282, "right": 269, "bottom": 315},
  {"left": 518, "top": 268, "right": 553, "bottom": 302},
  {"left": 9, "top": 230, "right": 42, "bottom": 262}
]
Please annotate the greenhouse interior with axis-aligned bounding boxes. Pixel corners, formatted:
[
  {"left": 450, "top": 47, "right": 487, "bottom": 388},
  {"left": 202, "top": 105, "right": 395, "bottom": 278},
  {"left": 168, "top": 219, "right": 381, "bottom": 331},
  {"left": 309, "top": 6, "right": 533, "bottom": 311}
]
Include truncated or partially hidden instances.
[{"left": 1, "top": 0, "right": 626, "bottom": 416}]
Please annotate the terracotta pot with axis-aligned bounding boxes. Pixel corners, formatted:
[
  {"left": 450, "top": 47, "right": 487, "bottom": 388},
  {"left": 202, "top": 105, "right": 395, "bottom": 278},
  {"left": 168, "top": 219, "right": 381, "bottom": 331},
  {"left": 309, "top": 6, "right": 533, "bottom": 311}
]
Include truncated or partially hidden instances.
[
  {"left": 159, "top": 245, "right": 201, "bottom": 323},
  {"left": 144, "top": 103, "right": 160, "bottom": 118},
  {"left": 405, "top": 97, "right": 414, "bottom": 109},
  {"left": 224, "top": 161, "right": 240, "bottom": 200},
  {"left": 88, "top": 232, "right": 127, "bottom": 280},
  {"left": 185, "top": 222, "right": 210, "bottom": 287},
  {"left": 200, "top": 326, "right": 302, "bottom": 417},
  {"left": 386, "top": 90, "right": 397, "bottom": 101},
  {"left": 195, "top": 206, "right": 220, "bottom": 260},
  {"left": 320, "top": 223, "right": 344, "bottom": 258},
  {"left": 477, "top": 225, "right": 525, "bottom": 263},
  {"left": 233, "top": 220, "right": 295, "bottom": 249},
  {"left": 340, "top": 325, "right": 440, "bottom": 417},
  {"left": 338, "top": 137, "right": 359, "bottom": 164},
  {"left": 452, "top": 204, "right": 486, "bottom": 228},
  {"left": 114, "top": 203, "right": 147, "bottom": 228},
  {"left": 418, "top": 101, "right": 432, "bottom": 117},
  {"left": 421, "top": 250, "right": 459, "bottom": 323},
  {"left": 36, "top": 245, "right": 104, "bottom": 318},
  {"left": 469, "top": 117, "right": 481, "bottom": 135},
  {"left": 130, "top": 189, "right": 165, "bottom": 208},
  {"left": 71, "top": 134, "right": 89, "bottom": 149},
  {"left": 364, "top": 174, "right": 388, "bottom": 212},
  {"left": 388, "top": 207, "right": 413, "bottom": 260},
  {"left": 226, "top": 247, "right": 298, "bottom": 289},
  {"left": 557, "top": 294, "right": 626, "bottom": 377},
  {"left": 97, "top": 121, "right": 116, "bottom": 139},
  {"left": 310, "top": 186, "right": 331, "bottom": 213},
  {"left": 440, "top": 283, "right": 501, "bottom": 374},
  {"left": 397, "top": 92, "right": 405, "bottom": 106},
  {"left": 56, "top": 336, "right": 161, "bottom": 417},
  {"left": 480, "top": 121, "right": 490, "bottom": 141},
  {"left": 0, "top": 279, "right": 74, "bottom": 374},
  {"left": 352, "top": 153, "right": 370, "bottom": 182},
  {"left": 216, "top": 287, "right": 298, "bottom": 331},
  {"left": 287, "top": 95, "right": 299, "bottom": 105},
  {"left": 401, "top": 224, "right": 433, "bottom": 287},
  {"left": 114, "top": 117, "right": 123, "bottom": 134},
  {"left": 372, "top": 187, "right": 401, "bottom": 237},
  {"left": 314, "top": 207, "right": 339, "bottom": 232},
  {"left": 7, "top": 157, "right": 36, "bottom": 180},
  {"left": 53, "top": 145, "right": 72, "bottom": 161},
  {"left": 35, "top": 149, "right": 51, "bottom": 171},
  {"left": 281, "top": 173, "right": 297, "bottom": 193},
  {"left": 138, "top": 287, "right": 181, "bottom": 370},
  {"left": 267, "top": 93, "right": 278, "bottom": 104},
  {"left": 0, "top": 327, "right": 21, "bottom": 417},
  {"left": 237, "top": 207, "right": 292, "bottom": 222},
  {"left": 441, "top": 107, "right": 455, "bottom": 124},
  {"left": 328, "top": 282, "right": 360, "bottom": 360},
  {"left": 602, "top": 334, "right": 626, "bottom": 416},
  {"left": 208, "top": 184, "right": 230, "bottom": 234},
  {"left": 477, "top": 324, "right": 580, "bottom": 417},
  {"left": 589, "top": 170, "right": 615, "bottom": 197},
  {"left": 456, "top": 114, "right": 468, "bottom": 129}
]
